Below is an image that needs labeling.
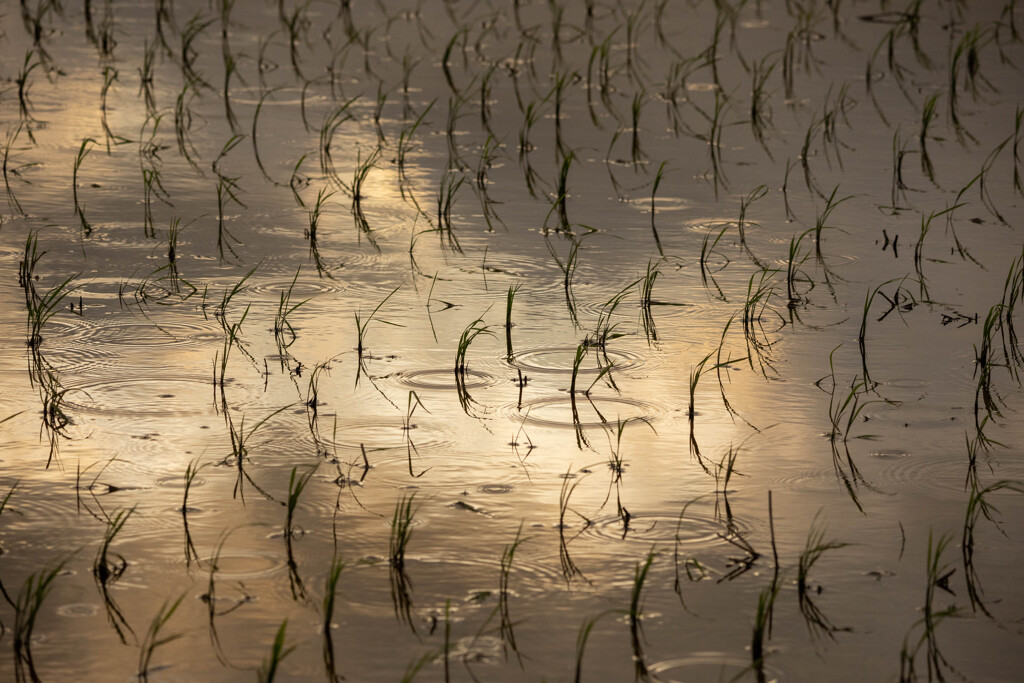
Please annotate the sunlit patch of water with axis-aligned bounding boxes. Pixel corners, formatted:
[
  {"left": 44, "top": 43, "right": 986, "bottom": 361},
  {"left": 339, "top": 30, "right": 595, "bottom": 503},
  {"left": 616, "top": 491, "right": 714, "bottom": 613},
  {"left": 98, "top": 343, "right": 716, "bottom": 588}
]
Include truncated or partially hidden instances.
[
  {"left": 62, "top": 376, "right": 215, "bottom": 416},
  {"left": 510, "top": 346, "right": 646, "bottom": 374},
  {"left": 391, "top": 368, "right": 499, "bottom": 390},
  {"left": 507, "top": 395, "right": 668, "bottom": 430}
]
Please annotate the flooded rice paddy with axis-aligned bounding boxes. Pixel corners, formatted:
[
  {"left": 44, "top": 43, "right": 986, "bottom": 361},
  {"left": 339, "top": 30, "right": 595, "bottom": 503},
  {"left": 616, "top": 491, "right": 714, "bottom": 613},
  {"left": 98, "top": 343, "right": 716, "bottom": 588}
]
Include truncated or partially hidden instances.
[{"left": 2, "top": 0, "right": 1024, "bottom": 680}]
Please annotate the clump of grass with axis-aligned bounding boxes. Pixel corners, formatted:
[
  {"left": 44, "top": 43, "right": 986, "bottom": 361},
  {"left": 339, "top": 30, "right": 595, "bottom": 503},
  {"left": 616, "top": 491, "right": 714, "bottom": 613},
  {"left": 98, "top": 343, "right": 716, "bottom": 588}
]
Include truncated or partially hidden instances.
[
  {"left": 737, "top": 185, "right": 769, "bottom": 246},
  {"left": 284, "top": 465, "right": 316, "bottom": 601},
  {"left": 94, "top": 507, "right": 136, "bottom": 643},
  {"left": 962, "top": 479, "right": 1024, "bottom": 619},
  {"left": 258, "top": 620, "right": 295, "bottom": 683},
  {"left": 138, "top": 593, "right": 186, "bottom": 681},
  {"left": 628, "top": 549, "right": 656, "bottom": 681},
  {"left": 505, "top": 283, "right": 522, "bottom": 361},
  {"left": 813, "top": 185, "right": 851, "bottom": 258},
  {"left": 355, "top": 285, "right": 402, "bottom": 370},
  {"left": 389, "top": 493, "right": 418, "bottom": 632},
  {"left": 899, "top": 531, "right": 960, "bottom": 682},
  {"left": 213, "top": 135, "right": 246, "bottom": 261},
  {"left": 497, "top": 524, "right": 528, "bottom": 662},
  {"left": 322, "top": 554, "right": 345, "bottom": 682},
  {"left": 455, "top": 313, "right": 493, "bottom": 412},
  {"left": 436, "top": 169, "right": 466, "bottom": 252},
  {"left": 13, "top": 558, "right": 69, "bottom": 683},
  {"left": 751, "top": 577, "right": 781, "bottom": 682},
  {"left": 3, "top": 122, "right": 36, "bottom": 216},
  {"left": 274, "top": 267, "right": 309, "bottom": 350},
  {"left": 73, "top": 137, "right": 98, "bottom": 235},
  {"left": 797, "top": 512, "right": 850, "bottom": 641}
]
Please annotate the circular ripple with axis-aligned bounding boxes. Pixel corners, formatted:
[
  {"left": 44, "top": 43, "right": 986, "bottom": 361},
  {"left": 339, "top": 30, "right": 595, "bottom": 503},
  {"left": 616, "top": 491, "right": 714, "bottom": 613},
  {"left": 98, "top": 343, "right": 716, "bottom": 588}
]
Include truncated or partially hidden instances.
[
  {"left": 478, "top": 484, "right": 515, "bottom": 494},
  {"left": 861, "top": 448, "right": 966, "bottom": 496},
  {"left": 210, "top": 550, "right": 287, "bottom": 580},
  {"left": 57, "top": 603, "right": 100, "bottom": 617},
  {"left": 882, "top": 378, "right": 931, "bottom": 391},
  {"left": 510, "top": 347, "right": 645, "bottom": 374},
  {"left": 576, "top": 510, "right": 753, "bottom": 547},
  {"left": 649, "top": 653, "right": 781, "bottom": 682},
  {"left": 52, "top": 319, "right": 223, "bottom": 347},
  {"left": 324, "top": 420, "right": 456, "bottom": 452},
  {"left": 393, "top": 368, "right": 498, "bottom": 391},
  {"left": 63, "top": 376, "right": 214, "bottom": 416},
  {"left": 34, "top": 343, "right": 121, "bottom": 377},
  {"left": 509, "top": 395, "right": 665, "bottom": 429},
  {"left": 244, "top": 277, "right": 349, "bottom": 300},
  {"left": 862, "top": 401, "right": 963, "bottom": 429}
]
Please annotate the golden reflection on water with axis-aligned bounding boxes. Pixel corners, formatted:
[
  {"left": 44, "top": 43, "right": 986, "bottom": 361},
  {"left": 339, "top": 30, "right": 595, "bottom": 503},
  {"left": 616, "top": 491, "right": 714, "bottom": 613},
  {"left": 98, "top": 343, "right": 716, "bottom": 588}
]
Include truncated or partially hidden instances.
[{"left": 2, "top": 1, "right": 1024, "bottom": 681}]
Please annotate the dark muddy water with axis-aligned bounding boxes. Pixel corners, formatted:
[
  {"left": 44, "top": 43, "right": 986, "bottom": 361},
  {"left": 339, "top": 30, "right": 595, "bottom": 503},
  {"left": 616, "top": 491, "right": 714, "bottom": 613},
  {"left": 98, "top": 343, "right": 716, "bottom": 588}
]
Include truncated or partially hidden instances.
[{"left": 2, "top": 1, "right": 1024, "bottom": 681}]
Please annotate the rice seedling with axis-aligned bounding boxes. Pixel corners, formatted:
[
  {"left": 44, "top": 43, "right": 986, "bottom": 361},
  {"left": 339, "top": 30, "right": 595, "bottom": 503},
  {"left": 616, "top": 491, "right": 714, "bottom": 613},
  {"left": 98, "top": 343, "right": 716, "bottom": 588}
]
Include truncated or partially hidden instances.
[
  {"left": 174, "top": 79, "right": 201, "bottom": 168},
  {"left": 495, "top": 524, "right": 528, "bottom": 663},
  {"left": 899, "top": 531, "right": 960, "bottom": 682},
  {"left": 585, "top": 280, "right": 636, "bottom": 352},
  {"left": 13, "top": 558, "right": 69, "bottom": 683},
  {"left": 505, "top": 283, "right": 521, "bottom": 361},
  {"left": 442, "top": 29, "right": 469, "bottom": 97},
  {"left": 455, "top": 314, "right": 493, "bottom": 412},
  {"left": 94, "top": 507, "right": 136, "bottom": 643},
  {"left": 857, "top": 279, "right": 905, "bottom": 390},
  {"left": 973, "top": 304, "right": 1008, "bottom": 449},
  {"left": 785, "top": 229, "right": 814, "bottom": 307},
  {"left": 1011, "top": 104, "right": 1019, "bottom": 196},
  {"left": 558, "top": 467, "right": 592, "bottom": 581},
  {"left": 390, "top": 493, "right": 418, "bottom": 632},
  {"left": 258, "top": 620, "right": 295, "bottom": 683},
  {"left": 15, "top": 50, "right": 41, "bottom": 129},
  {"left": 436, "top": 169, "right": 466, "bottom": 251},
  {"left": 628, "top": 549, "right": 656, "bottom": 682},
  {"left": 137, "top": 593, "right": 186, "bottom": 682},
  {"left": 25, "top": 270, "right": 77, "bottom": 351},
  {"left": 737, "top": 184, "right": 769, "bottom": 246},
  {"left": 284, "top": 465, "right": 316, "bottom": 601},
  {"left": 749, "top": 56, "right": 776, "bottom": 153},
  {"left": 704, "top": 90, "right": 730, "bottom": 196},
  {"left": 138, "top": 38, "right": 158, "bottom": 115},
  {"left": 2, "top": 123, "right": 37, "bottom": 216},
  {"left": 355, "top": 284, "right": 401, "bottom": 362},
  {"left": 797, "top": 512, "right": 850, "bottom": 641},
  {"left": 253, "top": 87, "right": 286, "bottom": 184},
  {"left": 306, "top": 186, "right": 337, "bottom": 271},
  {"left": 545, "top": 233, "right": 586, "bottom": 326},
  {"left": 99, "top": 67, "right": 130, "bottom": 152},
  {"left": 918, "top": 92, "right": 940, "bottom": 182},
  {"left": 445, "top": 94, "right": 471, "bottom": 171},
  {"left": 750, "top": 578, "right": 780, "bottom": 683},
  {"left": 961, "top": 478, "right": 1024, "bottom": 619},
  {"left": 224, "top": 404, "right": 293, "bottom": 502},
  {"left": 948, "top": 24, "right": 993, "bottom": 144},
  {"left": 322, "top": 553, "right": 345, "bottom": 682},
  {"left": 573, "top": 610, "right": 614, "bottom": 683},
  {"left": 180, "top": 11, "right": 214, "bottom": 91},
  {"left": 648, "top": 161, "right": 669, "bottom": 255},
  {"left": 350, "top": 146, "right": 381, "bottom": 208},
  {"left": 181, "top": 458, "right": 205, "bottom": 567},
  {"left": 397, "top": 100, "right": 435, "bottom": 187},
  {"left": 273, "top": 267, "right": 309, "bottom": 350},
  {"left": 474, "top": 134, "right": 505, "bottom": 232},
  {"left": 742, "top": 267, "right": 782, "bottom": 378},
  {"left": 285, "top": 465, "right": 316, "bottom": 541},
  {"left": 72, "top": 137, "right": 97, "bottom": 235},
  {"left": 700, "top": 223, "right": 730, "bottom": 297},
  {"left": 629, "top": 92, "right": 646, "bottom": 165},
  {"left": 975, "top": 136, "right": 1012, "bottom": 225},
  {"left": 825, "top": 348, "right": 876, "bottom": 444}
]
